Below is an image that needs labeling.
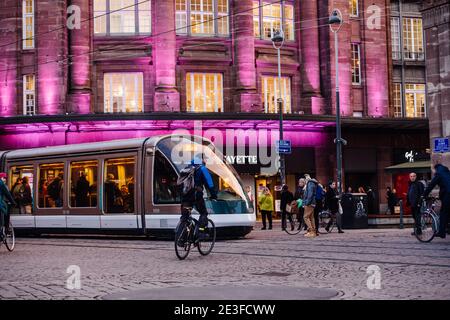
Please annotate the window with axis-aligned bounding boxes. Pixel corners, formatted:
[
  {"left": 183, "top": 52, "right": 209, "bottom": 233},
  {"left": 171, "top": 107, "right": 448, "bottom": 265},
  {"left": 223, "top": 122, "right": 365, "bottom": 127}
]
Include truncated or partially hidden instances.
[
  {"left": 38, "top": 163, "right": 64, "bottom": 208},
  {"left": 23, "top": 74, "right": 35, "bottom": 115},
  {"left": 393, "top": 83, "right": 402, "bottom": 117},
  {"left": 176, "top": 0, "right": 229, "bottom": 36},
  {"left": 9, "top": 165, "right": 34, "bottom": 215},
  {"left": 104, "top": 157, "right": 135, "bottom": 213},
  {"left": 22, "top": 0, "right": 34, "bottom": 49},
  {"left": 261, "top": 76, "right": 291, "bottom": 113},
  {"left": 402, "top": 18, "right": 424, "bottom": 60},
  {"left": 104, "top": 73, "right": 143, "bottom": 113},
  {"left": 70, "top": 161, "right": 98, "bottom": 208},
  {"left": 391, "top": 17, "right": 401, "bottom": 60},
  {"left": 351, "top": 44, "right": 361, "bottom": 85},
  {"left": 405, "top": 84, "right": 426, "bottom": 118},
  {"left": 186, "top": 73, "right": 223, "bottom": 112},
  {"left": 253, "top": 1, "right": 295, "bottom": 41},
  {"left": 349, "top": 0, "right": 358, "bottom": 17},
  {"left": 154, "top": 152, "right": 180, "bottom": 204},
  {"left": 94, "top": 0, "right": 151, "bottom": 35}
]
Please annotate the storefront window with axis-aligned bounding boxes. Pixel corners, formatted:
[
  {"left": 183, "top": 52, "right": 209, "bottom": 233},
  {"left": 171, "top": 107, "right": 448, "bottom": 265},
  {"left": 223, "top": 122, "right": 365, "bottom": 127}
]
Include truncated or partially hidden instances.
[
  {"left": 405, "top": 84, "right": 426, "bottom": 118},
  {"left": 104, "top": 157, "right": 135, "bottom": 213},
  {"left": 23, "top": 74, "right": 35, "bottom": 115},
  {"left": 9, "top": 165, "right": 34, "bottom": 214},
  {"left": 22, "top": 0, "right": 34, "bottom": 49},
  {"left": 154, "top": 152, "right": 180, "bottom": 204},
  {"left": 176, "top": 0, "right": 229, "bottom": 36},
  {"left": 253, "top": 1, "right": 294, "bottom": 41},
  {"left": 186, "top": 73, "right": 223, "bottom": 112},
  {"left": 261, "top": 76, "right": 291, "bottom": 114},
  {"left": 70, "top": 160, "right": 98, "bottom": 208},
  {"left": 402, "top": 18, "right": 424, "bottom": 60},
  {"left": 94, "top": 0, "right": 151, "bottom": 35},
  {"left": 38, "top": 163, "right": 64, "bottom": 208},
  {"left": 104, "top": 73, "right": 143, "bottom": 113}
]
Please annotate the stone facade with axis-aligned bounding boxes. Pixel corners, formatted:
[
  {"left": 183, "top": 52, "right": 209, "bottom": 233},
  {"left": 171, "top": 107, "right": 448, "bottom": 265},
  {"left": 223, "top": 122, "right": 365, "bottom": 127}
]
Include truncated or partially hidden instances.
[{"left": 422, "top": 0, "right": 450, "bottom": 167}]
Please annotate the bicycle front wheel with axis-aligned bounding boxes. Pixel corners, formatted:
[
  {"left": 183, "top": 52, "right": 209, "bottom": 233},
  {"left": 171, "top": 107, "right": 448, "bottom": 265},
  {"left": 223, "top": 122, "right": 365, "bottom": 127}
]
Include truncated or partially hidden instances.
[
  {"left": 284, "top": 212, "right": 304, "bottom": 235},
  {"left": 174, "top": 221, "right": 192, "bottom": 260},
  {"left": 415, "top": 212, "right": 437, "bottom": 243},
  {"left": 197, "top": 219, "right": 216, "bottom": 256},
  {"left": 5, "top": 223, "right": 15, "bottom": 252}
]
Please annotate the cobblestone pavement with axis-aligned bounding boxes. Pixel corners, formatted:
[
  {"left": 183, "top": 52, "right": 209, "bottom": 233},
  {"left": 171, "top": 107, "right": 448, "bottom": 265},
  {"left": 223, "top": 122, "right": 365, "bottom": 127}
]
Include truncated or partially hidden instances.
[{"left": 0, "top": 225, "right": 449, "bottom": 300}]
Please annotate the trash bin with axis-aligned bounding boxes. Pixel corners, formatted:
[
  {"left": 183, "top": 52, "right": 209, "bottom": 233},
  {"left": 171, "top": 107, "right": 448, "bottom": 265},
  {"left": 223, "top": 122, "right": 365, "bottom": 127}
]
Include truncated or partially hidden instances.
[{"left": 341, "top": 193, "right": 368, "bottom": 229}]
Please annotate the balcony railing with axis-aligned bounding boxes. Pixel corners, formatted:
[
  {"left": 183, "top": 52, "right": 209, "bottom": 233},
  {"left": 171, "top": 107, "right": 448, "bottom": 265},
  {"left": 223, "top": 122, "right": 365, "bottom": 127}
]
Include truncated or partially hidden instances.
[{"left": 403, "top": 51, "right": 425, "bottom": 61}]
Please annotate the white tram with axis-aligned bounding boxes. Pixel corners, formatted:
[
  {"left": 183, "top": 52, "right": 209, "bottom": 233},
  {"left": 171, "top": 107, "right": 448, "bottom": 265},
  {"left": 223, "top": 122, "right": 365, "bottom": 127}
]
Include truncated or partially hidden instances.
[{"left": 0, "top": 135, "right": 255, "bottom": 238}]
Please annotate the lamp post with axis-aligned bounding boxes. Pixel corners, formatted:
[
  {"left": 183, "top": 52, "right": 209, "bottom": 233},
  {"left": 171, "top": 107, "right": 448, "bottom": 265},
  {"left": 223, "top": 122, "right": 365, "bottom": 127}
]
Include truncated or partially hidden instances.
[
  {"left": 329, "top": 9, "right": 345, "bottom": 197},
  {"left": 272, "top": 29, "right": 285, "bottom": 185}
]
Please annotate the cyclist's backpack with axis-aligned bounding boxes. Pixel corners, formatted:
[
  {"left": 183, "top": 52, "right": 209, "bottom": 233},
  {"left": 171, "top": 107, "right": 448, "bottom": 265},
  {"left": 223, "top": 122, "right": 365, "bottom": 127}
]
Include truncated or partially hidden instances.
[{"left": 177, "top": 165, "right": 198, "bottom": 197}]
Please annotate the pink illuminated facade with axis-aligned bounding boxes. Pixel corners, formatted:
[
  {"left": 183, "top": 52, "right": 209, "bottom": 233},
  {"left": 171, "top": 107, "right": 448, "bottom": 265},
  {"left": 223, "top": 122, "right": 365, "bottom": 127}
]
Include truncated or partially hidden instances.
[{"left": 0, "top": 0, "right": 430, "bottom": 217}]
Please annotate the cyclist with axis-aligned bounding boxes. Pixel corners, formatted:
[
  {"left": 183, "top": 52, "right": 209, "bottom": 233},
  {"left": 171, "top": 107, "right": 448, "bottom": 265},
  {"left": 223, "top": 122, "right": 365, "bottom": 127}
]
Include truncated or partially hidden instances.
[
  {"left": 0, "top": 173, "right": 16, "bottom": 236},
  {"left": 178, "top": 155, "right": 217, "bottom": 243},
  {"left": 422, "top": 162, "right": 450, "bottom": 239}
]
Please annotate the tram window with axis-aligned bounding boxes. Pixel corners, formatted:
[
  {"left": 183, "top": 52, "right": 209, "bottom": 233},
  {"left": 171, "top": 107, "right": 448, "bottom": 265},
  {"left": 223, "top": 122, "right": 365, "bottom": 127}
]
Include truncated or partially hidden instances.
[
  {"left": 9, "top": 165, "right": 34, "bottom": 214},
  {"left": 70, "top": 160, "right": 98, "bottom": 208},
  {"left": 38, "top": 163, "right": 64, "bottom": 208},
  {"left": 154, "top": 151, "right": 180, "bottom": 204},
  {"left": 104, "top": 157, "right": 135, "bottom": 213}
]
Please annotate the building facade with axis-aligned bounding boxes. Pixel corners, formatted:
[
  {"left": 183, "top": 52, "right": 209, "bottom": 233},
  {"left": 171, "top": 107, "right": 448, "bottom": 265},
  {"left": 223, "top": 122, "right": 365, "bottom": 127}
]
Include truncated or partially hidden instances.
[{"left": 0, "top": 0, "right": 430, "bottom": 218}]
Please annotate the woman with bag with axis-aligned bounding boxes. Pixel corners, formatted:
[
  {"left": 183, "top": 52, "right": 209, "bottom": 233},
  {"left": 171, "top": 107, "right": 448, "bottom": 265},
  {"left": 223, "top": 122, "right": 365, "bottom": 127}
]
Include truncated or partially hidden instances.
[
  {"left": 280, "top": 184, "right": 294, "bottom": 231},
  {"left": 21, "top": 176, "right": 33, "bottom": 214},
  {"left": 258, "top": 187, "right": 274, "bottom": 230},
  {"left": 324, "top": 181, "right": 344, "bottom": 233}
]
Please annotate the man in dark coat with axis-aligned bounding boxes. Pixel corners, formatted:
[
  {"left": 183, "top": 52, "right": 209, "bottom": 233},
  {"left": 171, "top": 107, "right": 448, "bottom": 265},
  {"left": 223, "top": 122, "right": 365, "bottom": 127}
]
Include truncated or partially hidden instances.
[
  {"left": 407, "top": 172, "right": 424, "bottom": 235},
  {"left": 75, "top": 172, "right": 90, "bottom": 207},
  {"left": 280, "top": 184, "right": 294, "bottom": 231},
  {"left": 324, "top": 181, "right": 344, "bottom": 233},
  {"left": 0, "top": 173, "right": 16, "bottom": 232},
  {"left": 423, "top": 163, "right": 450, "bottom": 238}
]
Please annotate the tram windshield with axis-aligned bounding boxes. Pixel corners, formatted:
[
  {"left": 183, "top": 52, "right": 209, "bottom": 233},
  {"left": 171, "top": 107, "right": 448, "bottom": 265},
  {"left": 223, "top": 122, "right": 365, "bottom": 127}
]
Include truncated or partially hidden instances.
[{"left": 156, "top": 136, "right": 251, "bottom": 213}]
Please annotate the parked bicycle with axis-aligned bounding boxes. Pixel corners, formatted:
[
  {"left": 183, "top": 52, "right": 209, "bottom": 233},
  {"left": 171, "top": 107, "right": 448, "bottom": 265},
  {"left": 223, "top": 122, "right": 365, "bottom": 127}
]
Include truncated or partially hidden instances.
[
  {"left": 0, "top": 221, "right": 15, "bottom": 252},
  {"left": 174, "top": 207, "right": 216, "bottom": 260},
  {"left": 415, "top": 197, "right": 440, "bottom": 243}
]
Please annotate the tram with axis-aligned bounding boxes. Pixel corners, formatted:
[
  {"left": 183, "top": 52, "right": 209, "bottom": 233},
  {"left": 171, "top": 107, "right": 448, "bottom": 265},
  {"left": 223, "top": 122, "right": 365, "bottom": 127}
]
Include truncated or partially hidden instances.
[{"left": 0, "top": 135, "right": 255, "bottom": 238}]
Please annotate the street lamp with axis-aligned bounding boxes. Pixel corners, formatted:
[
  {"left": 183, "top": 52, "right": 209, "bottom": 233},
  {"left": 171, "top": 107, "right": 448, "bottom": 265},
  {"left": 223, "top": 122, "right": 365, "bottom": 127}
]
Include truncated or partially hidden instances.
[
  {"left": 272, "top": 29, "right": 286, "bottom": 185},
  {"left": 329, "top": 9, "right": 345, "bottom": 197}
]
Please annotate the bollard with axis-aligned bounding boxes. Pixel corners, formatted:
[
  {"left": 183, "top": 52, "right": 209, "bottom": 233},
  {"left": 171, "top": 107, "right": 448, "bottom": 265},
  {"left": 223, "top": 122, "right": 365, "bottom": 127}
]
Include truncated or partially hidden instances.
[{"left": 399, "top": 199, "right": 404, "bottom": 229}]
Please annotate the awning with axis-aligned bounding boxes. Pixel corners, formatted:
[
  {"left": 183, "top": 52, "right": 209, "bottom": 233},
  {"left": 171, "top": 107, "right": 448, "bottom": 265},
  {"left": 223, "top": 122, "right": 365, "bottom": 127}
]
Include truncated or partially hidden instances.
[{"left": 385, "top": 160, "right": 431, "bottom": 173}]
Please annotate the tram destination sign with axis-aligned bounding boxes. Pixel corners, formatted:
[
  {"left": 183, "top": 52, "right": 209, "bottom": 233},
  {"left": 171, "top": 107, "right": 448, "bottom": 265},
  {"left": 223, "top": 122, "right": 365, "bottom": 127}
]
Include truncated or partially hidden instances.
[{"left": 434, "top": 137, "right": 449, "bottom": 153}]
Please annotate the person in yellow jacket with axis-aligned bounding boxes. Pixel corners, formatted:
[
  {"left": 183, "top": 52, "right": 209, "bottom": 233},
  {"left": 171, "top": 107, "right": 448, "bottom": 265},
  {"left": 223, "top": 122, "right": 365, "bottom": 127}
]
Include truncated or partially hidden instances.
[{"left": 258, "top": 187, "right": 274, "bottom": 230}]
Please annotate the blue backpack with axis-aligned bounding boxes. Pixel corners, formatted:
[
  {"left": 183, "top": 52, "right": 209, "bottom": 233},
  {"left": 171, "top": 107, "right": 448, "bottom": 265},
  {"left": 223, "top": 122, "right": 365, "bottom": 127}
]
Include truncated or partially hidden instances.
[{"left": 315, "top": 185, "right": 324, "bottom": 201}]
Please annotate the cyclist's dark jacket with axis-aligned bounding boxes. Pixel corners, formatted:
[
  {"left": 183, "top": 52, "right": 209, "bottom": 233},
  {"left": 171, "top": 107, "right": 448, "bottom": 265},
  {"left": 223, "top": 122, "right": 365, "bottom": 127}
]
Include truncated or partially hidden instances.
[
  {"left": 407, "top": 180, "right": 424, "bottom": 208},
  {"left": 0, "top": 179, "right": 15, "bottom": 217},
  {"left": 424, "top": 164, "right": 450, "bottom": 202},
  {"left": 324, "top": 187, "right": 339, "bottom": 213}
]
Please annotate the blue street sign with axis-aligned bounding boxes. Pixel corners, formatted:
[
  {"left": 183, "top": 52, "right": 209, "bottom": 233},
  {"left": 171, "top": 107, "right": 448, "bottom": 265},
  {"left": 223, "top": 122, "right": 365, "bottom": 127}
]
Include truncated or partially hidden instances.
[
  {"left": 276, "top": 140, "right": 291, "bottom": 154},
  {"left": 434, "top": 138, "right": 449, "bottom": 153}
]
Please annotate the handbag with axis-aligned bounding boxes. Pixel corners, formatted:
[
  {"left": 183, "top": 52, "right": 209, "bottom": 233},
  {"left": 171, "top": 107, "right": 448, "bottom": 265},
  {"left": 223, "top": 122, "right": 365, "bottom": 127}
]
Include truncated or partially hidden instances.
[
  {"left": 338, "top": 201, "right": 343, "bottom": 215},
  {"left": 286, "top": 204, "right": 292, "bottom": 213}
]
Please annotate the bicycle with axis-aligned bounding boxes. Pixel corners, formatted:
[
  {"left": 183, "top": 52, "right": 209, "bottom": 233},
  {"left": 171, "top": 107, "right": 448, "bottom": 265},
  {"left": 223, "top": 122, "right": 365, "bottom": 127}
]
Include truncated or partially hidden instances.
[
  {"left": 318, "top": 210, "right": 336, "bottom": 233},
  {"left": 284, "top": 209, "right": 306, "bottom": 235},
  {"left": 415, "top": 197, "right": 440, "bottom": 243},
  {"left": 174, "top": 207, "right": 216, "bottom": 260},
  {"left": 0, "top": 221, "right": 15, "bottom": 252}
]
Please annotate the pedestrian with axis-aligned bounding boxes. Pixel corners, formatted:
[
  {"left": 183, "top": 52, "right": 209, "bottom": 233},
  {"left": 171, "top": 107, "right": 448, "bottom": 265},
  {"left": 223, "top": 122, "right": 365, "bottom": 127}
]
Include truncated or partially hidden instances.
[
  {"left": 245, "top": 185, "right": 254, "bottom": 209},
  {"left": 324, "top": 180, "right": 344, "bottom": 233},
  {"left": 21, "top": 176, "right": 32, "bottom": 214},
  {"left": 280, "top": 184, "right": 294, "bottom": 231},
  {"left": 75, "top": 172, "right": 90, "bottom": 207},
  {"left": 47, "top": 173, "right": 63, "bottom": 207},
  {"left": 258, "top": 187, "right": 274, "bottom": 230},
  {"left": 407, "top": 172, "right": 424, "bottom": 236},
  {"left": 366, "top": 186, "right": 376, "bottom": 214},
  {"left": 423, "top": 161, "right": 450, "bottom": 238},
  {"left": 386, "top": 187, "right": 397, "bottom": 214},
  {"left": 294, "top": 178, "right": 306, "bottom": 230},
  {"left": 346, "top": 186, "right": 353, "bottom": 193},
  {"left": 0, "top": 173, "right": 16, "bottom": 233},
  {"left": 12, "top": 177, "right": 24, "bottom": 213},
  {"left": 314, "top": 182, "right": 324, "bottom": 235},
  {"left": 302, "top": 174, "right": 318, "bottom": 238}
]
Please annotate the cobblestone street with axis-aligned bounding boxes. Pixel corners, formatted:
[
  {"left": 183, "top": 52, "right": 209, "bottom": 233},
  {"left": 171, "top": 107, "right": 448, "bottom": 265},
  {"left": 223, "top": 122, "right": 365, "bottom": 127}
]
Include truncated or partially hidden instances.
[{"left": 1, "top": 226, "right": 449, "bottom": 300}]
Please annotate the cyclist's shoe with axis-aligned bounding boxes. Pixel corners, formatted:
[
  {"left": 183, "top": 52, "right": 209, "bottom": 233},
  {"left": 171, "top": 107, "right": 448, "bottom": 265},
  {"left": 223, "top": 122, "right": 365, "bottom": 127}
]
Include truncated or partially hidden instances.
[
  {"left": 436, "top": 233, "right": 446, "bottom": 239},
  {"left": 325, "top": 226, "right": 330, "bottom": 233},
  {"left": 197, "top": 228, "right": 210, "bottom": 241}
]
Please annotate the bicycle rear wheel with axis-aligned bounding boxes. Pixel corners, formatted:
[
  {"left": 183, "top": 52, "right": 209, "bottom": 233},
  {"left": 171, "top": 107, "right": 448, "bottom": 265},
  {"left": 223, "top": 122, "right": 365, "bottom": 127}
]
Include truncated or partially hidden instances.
[
  {"left": 4, "top": 223, "right": 15, "bottom": 252},
  {"left": 415, "top": 212, "right": 437, "bottom": 243},
  {"left": 197, "top": 219, "right": 216, "bottom": 256},
  {"left": 174, "top": 221, "right": 192, "bottom": 260},
  {"left": 284, "top": 212, "right": 304, "bottom": 235}
]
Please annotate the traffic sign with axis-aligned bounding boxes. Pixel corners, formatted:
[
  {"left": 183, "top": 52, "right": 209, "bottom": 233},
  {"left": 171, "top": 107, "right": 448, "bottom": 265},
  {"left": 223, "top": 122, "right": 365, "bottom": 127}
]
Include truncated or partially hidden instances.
[
  {"left": 434, "top": 138, "right": 449, "bottom": 153},
  {"left": 276, "top": 140, "right": 291, "bottom": 154}
]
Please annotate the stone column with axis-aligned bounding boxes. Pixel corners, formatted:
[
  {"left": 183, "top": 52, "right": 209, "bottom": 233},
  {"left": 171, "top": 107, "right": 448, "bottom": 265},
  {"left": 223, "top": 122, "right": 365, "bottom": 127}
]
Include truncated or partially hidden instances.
[
  {"left": 37, "top": 0, "right": 68, "bottom": 115},
  {"left": 153, "top": 0, "right": 179, "bottom": 112},
  {"left": 67, "top": 0, "right": 92, "bottom": 114},
  {"left": 299, "top": 0, "right": 324, "bottom": 114},
  {"left": 0, "top": 0, "right": 19, "bottom": 116},
  {"left": 422, "top": 0, "right": 450, "bottom": 167},
  {"left": 234, "top": 0, "right": 260, "bottom": 112}
]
